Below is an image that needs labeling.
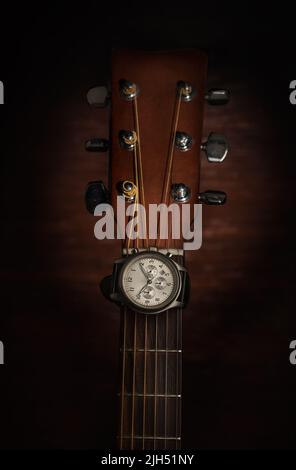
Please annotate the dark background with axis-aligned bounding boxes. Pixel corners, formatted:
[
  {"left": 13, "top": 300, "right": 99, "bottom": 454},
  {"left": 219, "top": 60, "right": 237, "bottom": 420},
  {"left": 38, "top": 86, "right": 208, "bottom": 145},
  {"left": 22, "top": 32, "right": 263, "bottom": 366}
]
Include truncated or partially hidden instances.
[{"left": 0, "top": 1, "right": 296, "bottom": 449}]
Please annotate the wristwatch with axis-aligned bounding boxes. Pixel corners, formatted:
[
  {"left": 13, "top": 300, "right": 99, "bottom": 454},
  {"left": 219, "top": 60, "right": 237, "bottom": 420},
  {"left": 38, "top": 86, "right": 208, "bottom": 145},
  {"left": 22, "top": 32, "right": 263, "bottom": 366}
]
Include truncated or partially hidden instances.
[{"left": 109, "top": 250, "right": 190, "bottom": 314}]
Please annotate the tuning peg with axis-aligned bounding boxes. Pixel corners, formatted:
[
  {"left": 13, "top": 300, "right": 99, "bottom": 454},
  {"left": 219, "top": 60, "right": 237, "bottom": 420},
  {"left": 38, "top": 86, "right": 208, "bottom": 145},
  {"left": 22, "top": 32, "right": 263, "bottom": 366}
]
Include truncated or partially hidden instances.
[
  {"left": 86, "top": 86, "right": 110, "bottom": 107},
  {"left": 205, "top": 88, "right": 230, "bottom": 105},
  {"left": 198, "top": 190, "right": 227, "bottom": 205},
  {"left": 85, "top": 138, "right": 109, "bottom": 152},
  {"left": 171, "top": 183, "right": 191, "bottom": 202},
  {"left": 201, "top": 133, "right": 228, "bottom": 163},
  {"left": 85, "top": 181, "right": 110, "bottom": 214}
]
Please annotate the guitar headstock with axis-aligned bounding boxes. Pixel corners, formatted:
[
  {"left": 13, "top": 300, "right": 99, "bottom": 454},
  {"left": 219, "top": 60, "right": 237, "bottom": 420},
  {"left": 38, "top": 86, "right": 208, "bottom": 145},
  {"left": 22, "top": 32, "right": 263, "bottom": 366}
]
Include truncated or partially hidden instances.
[{"left": 85, "top": 49, "right": 229, "bottom": 253}]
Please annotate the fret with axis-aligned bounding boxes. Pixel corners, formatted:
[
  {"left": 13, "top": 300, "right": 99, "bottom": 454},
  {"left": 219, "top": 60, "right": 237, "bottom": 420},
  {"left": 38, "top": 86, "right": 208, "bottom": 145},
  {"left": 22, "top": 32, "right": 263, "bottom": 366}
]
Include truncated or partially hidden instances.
[
  {"left": 119, "top": 393, "right": 182, "bottom": 398},
  {"left": 121, "top": 348, "right": 182, "bottom": 353},
  {"left": 118, "top": 435, "right": 182, "bottom": 451},
  {"left": 119, "top": 436, "right": 181, "bottom": 440}
]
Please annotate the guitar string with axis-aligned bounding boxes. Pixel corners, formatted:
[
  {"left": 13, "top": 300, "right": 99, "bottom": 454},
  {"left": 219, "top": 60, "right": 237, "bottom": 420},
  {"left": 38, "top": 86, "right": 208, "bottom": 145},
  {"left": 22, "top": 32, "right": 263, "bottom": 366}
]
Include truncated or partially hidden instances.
[
  {"left": 130, "top": 90, "right": 147, "bottom": 449},
  {"left": 156, "top": 86, "right": 183, "bottom": 250},
  {"left": 127, "top": 144, "right": 139, "bottom": 251},
  {"left": 133, "top": 94, "right": 148, "bottom": 249},
  {"left": 166, "top": 89, "right": 183, "bottom": 251},
  {"left": 142, "top": 314, "right": 148, "bottom": 449},
  {"left": 119, "top": 308, "right": 127, "bottom": 449},
  {"left": 164, "top": 309, "right": 169, "bottom": 448},
  {"left": 131, "top": 311, "right": 137, "bottom": 449},
  {"left": 153, "top": 314, "right": 158, "bottom": 449},
  {"left": 178, "top": 305, "right": 182, "bottom": 449},
  {"left": 175, "top": 305, "right": 179, "bottom": 449},
  {"left": 153, "top": 86, "right": 183, "bottom": 448}
]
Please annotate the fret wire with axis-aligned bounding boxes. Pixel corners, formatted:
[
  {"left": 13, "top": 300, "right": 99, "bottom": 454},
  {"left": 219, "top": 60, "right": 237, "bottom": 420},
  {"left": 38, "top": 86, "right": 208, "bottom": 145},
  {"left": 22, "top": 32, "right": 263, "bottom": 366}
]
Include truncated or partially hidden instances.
[
  {"left": 119, "top": 436, "right": 181, "bottom": 441},
  {"left": 119, "top": 393, "right": 181, "bottom": 398},
  {"left": 121, "top": 348, "right": 182, "bottom": 353}
]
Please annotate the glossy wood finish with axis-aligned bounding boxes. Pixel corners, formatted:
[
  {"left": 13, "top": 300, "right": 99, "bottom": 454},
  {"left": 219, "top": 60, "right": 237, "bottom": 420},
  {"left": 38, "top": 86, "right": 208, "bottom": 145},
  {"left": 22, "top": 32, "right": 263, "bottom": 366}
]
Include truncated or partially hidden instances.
[{"left": 111, "top": 49, "right": 208, "bottom": 249}]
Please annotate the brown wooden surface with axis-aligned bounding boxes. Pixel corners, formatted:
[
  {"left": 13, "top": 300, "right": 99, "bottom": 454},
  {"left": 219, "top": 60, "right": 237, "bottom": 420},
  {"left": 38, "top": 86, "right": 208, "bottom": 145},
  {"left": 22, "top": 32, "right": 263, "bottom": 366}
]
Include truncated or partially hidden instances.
[{"left": 111, "top": 49, "right": 207, "bottom": 249}]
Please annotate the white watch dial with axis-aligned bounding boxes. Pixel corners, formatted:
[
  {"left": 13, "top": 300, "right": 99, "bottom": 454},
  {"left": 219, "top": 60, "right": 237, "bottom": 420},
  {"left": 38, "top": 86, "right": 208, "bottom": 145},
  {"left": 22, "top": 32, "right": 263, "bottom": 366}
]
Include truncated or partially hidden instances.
[{"left": 120, "top": 253, "right": 179, "bottom": 311}]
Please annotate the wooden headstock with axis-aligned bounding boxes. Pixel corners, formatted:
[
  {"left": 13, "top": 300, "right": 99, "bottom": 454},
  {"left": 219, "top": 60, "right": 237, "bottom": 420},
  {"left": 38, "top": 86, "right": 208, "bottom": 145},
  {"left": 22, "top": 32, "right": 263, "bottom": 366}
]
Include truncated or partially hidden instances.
[
  {"left": 85, "top": 49, "right": 229, "bottom": 252},
  {"left": 110, "top": 49, "right": 209, "bottom": 251}
]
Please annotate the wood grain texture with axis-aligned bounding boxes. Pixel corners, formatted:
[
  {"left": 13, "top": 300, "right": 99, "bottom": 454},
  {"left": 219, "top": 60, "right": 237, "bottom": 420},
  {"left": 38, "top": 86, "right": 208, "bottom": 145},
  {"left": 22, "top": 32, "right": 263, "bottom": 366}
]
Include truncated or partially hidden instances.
[{"left": 111, "top": 49, "right": 207, "bottom": 249}]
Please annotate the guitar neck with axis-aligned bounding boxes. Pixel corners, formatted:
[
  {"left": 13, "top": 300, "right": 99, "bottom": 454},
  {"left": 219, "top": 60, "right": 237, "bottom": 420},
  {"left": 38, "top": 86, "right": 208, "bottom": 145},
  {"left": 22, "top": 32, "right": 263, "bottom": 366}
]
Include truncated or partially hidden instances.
[
  {"left": 84, "top": 47, "right": 229, "bottom": 450},
  {"left": 118, "top": 255, "right": 184, "bottom": 450}
]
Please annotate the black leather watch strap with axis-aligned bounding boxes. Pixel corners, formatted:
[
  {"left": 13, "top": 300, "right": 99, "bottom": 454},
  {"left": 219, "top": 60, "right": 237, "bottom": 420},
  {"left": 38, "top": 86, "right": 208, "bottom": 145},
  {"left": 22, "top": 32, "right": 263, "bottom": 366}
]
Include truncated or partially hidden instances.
[{"left": 177, "top": 268, "right": 190, "bottom": 308}]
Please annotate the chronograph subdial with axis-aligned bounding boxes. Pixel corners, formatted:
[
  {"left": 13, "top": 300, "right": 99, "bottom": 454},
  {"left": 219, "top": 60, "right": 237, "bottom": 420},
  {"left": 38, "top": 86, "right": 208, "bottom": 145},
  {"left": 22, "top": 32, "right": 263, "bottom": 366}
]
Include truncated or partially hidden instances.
[
  {"left": 139, "top": 262, "right": 158, "bottom": 280},
  {"left": 142, "top": 285, "right": 155, "bottom": 299},
  {"left": 146, "top": 265, "right": 158, "bottom": 279},
  {"left": 154, "top": 276, "right": 168, "bottom": 290}
]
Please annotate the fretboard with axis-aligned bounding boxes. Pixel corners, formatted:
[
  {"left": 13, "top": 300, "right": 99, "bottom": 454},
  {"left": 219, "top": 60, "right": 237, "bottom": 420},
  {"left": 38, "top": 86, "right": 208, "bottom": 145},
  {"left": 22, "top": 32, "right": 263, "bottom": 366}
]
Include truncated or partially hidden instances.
[{"left": 117, "top": 256, "right": 183, "bottom": 450}]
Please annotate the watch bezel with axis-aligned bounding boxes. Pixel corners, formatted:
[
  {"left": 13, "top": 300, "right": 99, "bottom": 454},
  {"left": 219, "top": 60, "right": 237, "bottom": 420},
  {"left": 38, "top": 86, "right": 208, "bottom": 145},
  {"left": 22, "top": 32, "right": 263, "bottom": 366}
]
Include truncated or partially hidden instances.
[{"left": 117, "top": 251, "right": 182, "bottom": 314}]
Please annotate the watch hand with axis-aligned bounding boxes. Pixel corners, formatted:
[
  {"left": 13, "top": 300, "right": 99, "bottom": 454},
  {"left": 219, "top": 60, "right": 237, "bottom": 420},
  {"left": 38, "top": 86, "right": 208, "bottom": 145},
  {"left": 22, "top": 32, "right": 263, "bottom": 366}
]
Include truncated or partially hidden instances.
[
  {"left": 139, "top": 263, "right": 148, "bottom": 278},
  {"left": 136, "top": 282, "right": 149, "bottom": 299}
]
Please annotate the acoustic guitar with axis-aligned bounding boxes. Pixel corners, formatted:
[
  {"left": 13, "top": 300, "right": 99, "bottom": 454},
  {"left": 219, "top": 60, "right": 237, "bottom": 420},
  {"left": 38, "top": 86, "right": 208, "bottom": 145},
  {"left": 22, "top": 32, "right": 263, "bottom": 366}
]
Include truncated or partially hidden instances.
[{"left": 85, "top": 49, "right": 229, "bottom": 450}]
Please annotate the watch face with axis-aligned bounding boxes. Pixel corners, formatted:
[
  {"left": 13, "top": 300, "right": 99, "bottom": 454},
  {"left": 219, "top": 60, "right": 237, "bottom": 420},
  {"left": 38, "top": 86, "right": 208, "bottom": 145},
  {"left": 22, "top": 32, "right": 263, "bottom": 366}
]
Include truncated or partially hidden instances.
[{"left": 118, "top": 252, "right": 181, "bottom": 313}]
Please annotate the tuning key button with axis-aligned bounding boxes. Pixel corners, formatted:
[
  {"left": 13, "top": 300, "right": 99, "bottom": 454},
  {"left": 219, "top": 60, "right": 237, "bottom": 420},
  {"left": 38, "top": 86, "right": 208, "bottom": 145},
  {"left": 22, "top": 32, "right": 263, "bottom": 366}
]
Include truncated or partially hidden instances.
[
  {"left": 119, "top": 130, "right": 137, "bottom": 151},
  {"left": 117, "top": 180, "right": 137, "bottom": 202},
  {"left": 171, "top": 183, "right": 191, "bottom": 203},
  {"left": 85, "top": 138, "right": 109, "bottom": 152},
  {"left": 198, "top": 190, "right": 227, "bottom": 205},
  {"left": 85, "top": 181, "right": 110, "bottom": 214},
  {"left": 87, "top": 86, "right": 110, "bottom": 107},
  {"left": 205, "top": 89, "right": 230, "bottom": 105},
  {"left": 175, "top": 132, "right": 193, "bottom": 151},
  {"left": 201, "top": 133, "right": 228, "bottom": 163},
  {"left": 119, "top": 80, "right": 140, "bottom": 101},
  {"left": 177, "top": 81, "right": 196, "bottom": 102}
]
